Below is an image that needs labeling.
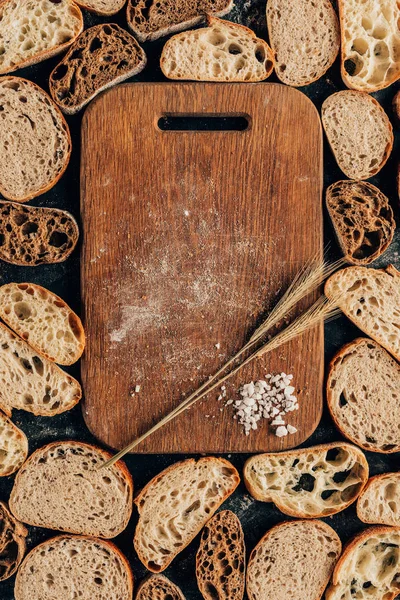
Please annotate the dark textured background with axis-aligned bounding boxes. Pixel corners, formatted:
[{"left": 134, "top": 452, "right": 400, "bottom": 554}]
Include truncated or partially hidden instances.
[{"left": 0, "top": 1, "right": 399, "bottom": 597}]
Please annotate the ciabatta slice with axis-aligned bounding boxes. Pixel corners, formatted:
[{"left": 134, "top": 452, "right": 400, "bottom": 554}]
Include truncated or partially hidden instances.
[
  {"left": 136, "top": 575, "right": 186, "bottom": 600},
  {"left": 0, "top": 502, "right": 27, "bottom": 582},
  {"left": 357, "top": 473, "right": 400, "bottom": 526},
  {"left": 134, "top": 457, "right": 240, "bottom": 572},
  {"left": 0, "top": 412, "right": 28, "bottom": 477}
]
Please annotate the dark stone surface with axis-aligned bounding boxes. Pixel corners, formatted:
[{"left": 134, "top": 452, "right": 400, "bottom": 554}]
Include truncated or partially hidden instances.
[{"left": 0, "top": 2, "right": 399, "bottom": 598}]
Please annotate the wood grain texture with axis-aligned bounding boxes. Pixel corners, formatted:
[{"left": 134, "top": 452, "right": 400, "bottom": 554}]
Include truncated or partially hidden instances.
[{"left": 81, "top": 82, "right": 323, "bottom": 453}]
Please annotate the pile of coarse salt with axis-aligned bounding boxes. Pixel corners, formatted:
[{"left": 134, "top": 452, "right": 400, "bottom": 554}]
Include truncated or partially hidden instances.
[{"left": 225, "top": 373, "right": 299, "bottom": 437}]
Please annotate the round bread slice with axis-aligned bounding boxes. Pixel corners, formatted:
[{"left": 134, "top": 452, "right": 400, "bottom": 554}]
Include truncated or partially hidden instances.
[
  {"left": 0, "top": 201, "right": 79, "bottom": 266},
  {"left": 0, "top": 77, "right": 71, "bottom": 202},
  {"left": 266, "top": 0, "right": 339, "bottom": 86},
  {"left": 0, "top": 502, "right": 27, "bottom": 582},
  {"left": 136, "top": 575, "right": 186, "bottom": 600},
  {"left": 75, "top": 0, "right": 126, "bottom": 15},
  {"left": 0, "top": 412, "right": 28, "bottom": 477},
  {"left": 9, "top": 441, "right": 133, "bottom": 538},
  {"left": 394, "top": 90, "right": 400, "bottom": 126},
  {"left": 0, "top": 282, "right": 85, "bottom": 366},
  {"left": 14, "top": 534, "right": 133, "bottom": 600},
  {"left": 327, "top": 338, "right": 400, "bottom": 453},
  {"left": 247, "top": 520, "right": 342, "bottom": 600},
  {"left": 325, "top": 526, "right": 400, "bottom": 600},
  {"left": 357, "top": 472, "right": 400, "bottom": 527},
  {"left": 321, "top": 91, "right": 393, "bottom": 180}
]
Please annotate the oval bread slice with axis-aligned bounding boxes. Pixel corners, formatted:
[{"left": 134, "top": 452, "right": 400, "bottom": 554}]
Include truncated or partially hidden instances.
[
  {"left": 325, "top": 526, "right": 400, "bottom": 600},
  {"left": 247, "top": 520, "right": 342, "bottom": 600},
  {"left": 134, "top": 457, "right": 240, "bottom": 572},
  {"left": 75, "top": 0, "right": 126, "bottom": 15},
  {"left": 0, "top": 502, "right": 27, "bottom": 582},
  {"left": 0, "top": 412, "right": 28, "bottom": 477},
  {"left": 9, "top": 441, "right": 133, "bottom": 538},
  {"left": 357, "top": 473, "right": 400, "bottom": 527},
  {"left": 160, "top": 16, "right": 274, "bottom": 82},
  {"left": 0, "top": 282, "right": 85, "bottom": 366},
  {"left": 136, "top": 575, "right": 186, "bottom": 600},
  {"left": 14, "top": 534, "right": 133, "bottom": 600},
  {"left": 321, "top": 91, "right": 393, "bottom": 180},
  {"left": 266, "top": 0, "right": 339, "bottom": 86},
  {"left": 244, "top": 442, "right": 368, "bottom": 518},
  {"left": 0, "top": 77, "right": 71, "bottom": 202}
]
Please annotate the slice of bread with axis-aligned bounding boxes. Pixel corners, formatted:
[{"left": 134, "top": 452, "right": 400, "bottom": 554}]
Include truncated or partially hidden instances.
[
  {"left": 0, "top": 412, "right": 28, "bottom": 477},
  {"left": 325, "top": 265, "right": 400, "bottom": 361},
  {"left": 266, "top": 0, "right": 339, "bottom": 86},
  {"left": 50, "top": 23, "right": 146, "bottom": 115},
  {"left": 127, "top": 0, "right": 234, "bottom": 42},
  {"left": 325, "top": 526, "right": 400, "bottom": 600},
  {"left": 196, "top": 510, "right": 245, "bottom": 600},
  {"left": 14, "top": 534, "right": 133, "bottom": 600},
  {"left": 0, "top": 502, "right": 27, "bottom": 582},
  {"left": 326, "top": 180, "right": 396, "bottom": 265},
  {"left": 9, "top": 441, "right": 133, "bottom": 538},
  {"left": 134, "top": 457, "right": 240, "bottom": 572},
  {"left": 0, "top": 282, "right": 85, "bottom": 366},
  {"left": 327, "top": 338, "right": 400, "bottom": 453},
  {"left": 357, "top": 472, "right": 400, "bottom": 526},
  {"left": 0, "top": 201, "right": 79, "bottom": 266},
  {"left": 0, "top": 77, "right": 71, "bottom": 202},
  {"left": 244, "top": 442, "right": 368, "bottom": 518},
  {"left": 0, "top": 0, "right": 83, "bottom": 75},
  {"left": 75, "top": 0, "right": 126, "bottom": 15},
  {"left": 394, "top": 90, "right": 400, "bottom": 125},
  {"left": 136, "top": 575, "right": 186, "bottom": 600},
  {"left": 0, "top": 323, "right": 82, "bottom": 417},
  {"left": 247, "top": 520, "right": 341, "bottom": 600},
  {"left": 161, "top": 16, "right": 274, "bottom": 82},
  {"left": 321, "top": 91, "right": 393, "bottom": 180},
  {"left": 338, "top": 0, "right": 400, "bottom": 92}
]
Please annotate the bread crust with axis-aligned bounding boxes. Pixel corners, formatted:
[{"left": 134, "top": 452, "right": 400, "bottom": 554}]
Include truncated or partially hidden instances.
[
  {"left": 356, "top": 472, "right": 400, "bottom": 525},
  {"left": 75, "top": 0, "right": 126, "bottom": 16},
  {"left": 0, "top": 501, "right": 27, "bottom": 582},
  {"left": 0, "top": 77, "right": 72, "bottom": 203}
]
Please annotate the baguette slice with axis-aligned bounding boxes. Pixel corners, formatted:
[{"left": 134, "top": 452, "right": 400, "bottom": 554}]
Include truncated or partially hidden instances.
[
  {"left": 134, "top": 457, "right": 240, "bottom": 572},
  {"left": 244, "top": 442, "right": 368, "bottom": 518},
  {"left": 161, "top": 16, "right": 273, "bottom": 82},
  {"left": 9, "top": 441, "right": 133, "bottom": 538},
  {"left": 357, "top": 472, "right": 400, "bottom": 526},
  {"left": 0, "top": 323, "right": 82, "bottom": 417},
  {"left": 267, "top": 0, "right": 339, "bottom": 86},
  {"left": 0, "top": 412, "right": 28, "bottom": 476},
  {"left": 0, "top": 502, "right": 27, "bottom": 582},
  {"left": 75, "top": 0, "right": 126, "bottom": 15},
  {"left": 325, "top": 526, "right": 400, "bottom": 600},
  {"left": 339, "top": 0, "right": 400, "bottom": 92},
  {"left": 136, "top": 575, "right": 186, "bottom": 600},
  {"left": 14, "top": 534, "right": 133, "bottom": 600},
  {"left": 0, "top": 201, "right": 79, "bottom": 266},
  {"left": 321, "top": 91, "right": 393, "bottom": 179},
  {"left": 0, "top": 282, "right": 85, "bottom": 365},
  {"left": 394, "top": 90, "right": 400, "bottom": 125},
  {"left": 127, "top": 0, "right": 234, "bottom": 42},
  {"left": 325, "top": 265, "right": 400, "bottom": 361},
  {"left": 0, "top": 0, "right": 83, "bottom": 75},
  {"left": 50, "top": 23, "right": 146, "bottom": 115},
  {"left": 0, "top": 77, "right": 71, "bottom": 202},
  {"left": 326, "top": 181, "right": 395, "bottom": 265},
  {"left": 196, "top": 510, "right": 245, "bottom": 600},
  {"left": 247, "top": 520, "right": 341, "bottom": 600},
  {"left": 327, "top": 338, "right": 400, "bottom": 453}
]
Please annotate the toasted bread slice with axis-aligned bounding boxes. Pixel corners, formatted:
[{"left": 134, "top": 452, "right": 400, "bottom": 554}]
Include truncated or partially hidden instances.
[
  {"left": 0, "top": 502, "right": 27, "bottom": 582},
  {"left": 325, "top": 265, "right": 400, "bottom": 361},
  {"left": 247, "top": 520, "right": 341, "bottom": 600},
  {"left": 127, "top": 0, "right": 234, "bottom": 42},
  {"left": 0, "top": 77, "right": 71, "bottom": 202},
  {"left": 136, "top": 575, "right": 186, "bottom": 600},
  {"left": 326, "top": 181, "right": 395, "bottom": 265},
  {"left": 321, "top": 91, "right": 393, "bottom": 180},
  {"left": 9, "top": 441, "right": 133, "bottom": 538},
  {"left": 267, "top": 0, "right": 339, "bottom": 86},
  {"left": 15, "top": 534, "right": 133, "bottom": 600},
  {"left": 50, "top": 23, "right": 146, "bottom": 115},
  {"left": 244, "top": 443, "right": 368, "bottom": 518},
  {"left": 196, "top": 510, "right": 245, "bottom": 600},
  {"left": 0, "top": 282, "right": 85, "bottom": 365},
  {"left": 325, "top": 526, "right": 400, "bottom": 600},
  {"left": 0, "top": 412, "right": 28, "bottom": 477},
  {"left": 357, "top": 472, "right": 400, "bottom": 526},
  {"left": 75, "top": 0, "right": 126, "bottom": 15},
  {"left": 134, "top": 457, "right": 240, "bottom": 572},
  {"left": 161, "top": 16, "right": 274, "bottom": 82}
]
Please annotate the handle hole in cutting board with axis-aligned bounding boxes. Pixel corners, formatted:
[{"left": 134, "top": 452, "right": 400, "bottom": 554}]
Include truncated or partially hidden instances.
[{"left": 158, "top": 115, "right": 249, "bottom": 131}]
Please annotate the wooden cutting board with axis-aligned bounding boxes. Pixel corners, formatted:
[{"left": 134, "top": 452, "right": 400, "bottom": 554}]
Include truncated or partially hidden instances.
[{"left": 81, "top": 82, "right": 323, "bottom": 453}]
